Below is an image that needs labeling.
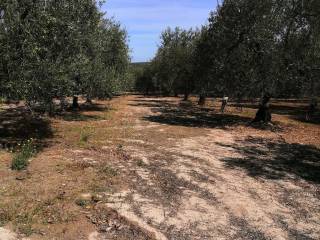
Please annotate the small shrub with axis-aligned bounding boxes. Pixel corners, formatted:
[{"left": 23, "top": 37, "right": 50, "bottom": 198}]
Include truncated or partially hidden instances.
[{"left": 11, "top": 139, "right": 36, "bottom": 171}]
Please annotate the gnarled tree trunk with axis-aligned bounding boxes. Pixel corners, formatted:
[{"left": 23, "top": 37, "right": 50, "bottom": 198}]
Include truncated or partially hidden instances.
[
  {"left": 198, "top": 94, "right": 206, "bottom": 106},
  {"left": 253, "top": 94, "right": 271, "bottom": 123},
  {"left": 183, "top": 92, "right": 189, "bottom": 101},
  {"left": 72, "top": 96, "right": 79, "bottom": 109},
  {"left": 46, "top": 100, "right": 55, "bottom": 117}
]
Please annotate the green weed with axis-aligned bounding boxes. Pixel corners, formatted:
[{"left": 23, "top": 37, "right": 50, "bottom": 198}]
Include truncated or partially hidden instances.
[
  {"left": 75, "top": 199, "right": 91, "bottom": 207},
  {"left": 79, "top": 127, "right": 95, "bottom": 144},
  {"left": 11, "top": 139, "right": 36, "bottom": 171}
]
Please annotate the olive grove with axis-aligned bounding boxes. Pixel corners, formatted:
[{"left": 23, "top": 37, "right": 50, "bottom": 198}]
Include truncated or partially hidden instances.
[
  {"left": 136, "top": 0, "right": 320, "bottom": 121},
  {"left": 0, "top": 0, "right": 130, "bottom": 114}
]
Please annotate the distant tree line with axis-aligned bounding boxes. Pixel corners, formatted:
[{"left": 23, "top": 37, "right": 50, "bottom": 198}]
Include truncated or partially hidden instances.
[
  {"left": 135, "top": 0, "right": 320, "bottom": 120},
  {"left": 0, "top": 0, "right": 130, "bottom": 114}
]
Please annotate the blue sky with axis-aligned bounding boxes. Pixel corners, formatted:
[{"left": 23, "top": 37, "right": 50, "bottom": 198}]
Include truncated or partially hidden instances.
[{"left": 102, "top": 0, "right": 217, "bottom": 62}]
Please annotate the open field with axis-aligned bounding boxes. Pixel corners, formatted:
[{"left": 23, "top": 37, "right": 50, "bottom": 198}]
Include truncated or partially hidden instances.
[{"left": 0, "top": 95, "right": 319, "bottom": 240}]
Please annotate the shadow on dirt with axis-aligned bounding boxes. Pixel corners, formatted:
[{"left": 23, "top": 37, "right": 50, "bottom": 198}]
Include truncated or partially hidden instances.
[
  {"left": 130, "top": 99, "right": 253, "bottom": 129},
  {"left": 131, "top": 98, "right": 284, "bottom": 131},
  {"left": 273, "top": 215, "right": 317, "bottom": 240},
  {"left": 0, "top": 106, "right": 53, "bottom": 148},
  {"left": 59, "top": 112, "right": 105, "bottom": 122},
  {"left": 290, "top": 114, "right": 320, "bottom": 125},
  {"left": 230, "top": 101, "right": 320, "bottom": 125},
  {"left": 220, "top": 137, "right": 320, "bottom": 184},
  {"left": 58, "top": 103, "right": 113, "bottom": 122},
  {"left": 229, "top": 216, "right": 270, "bottom": 240}
]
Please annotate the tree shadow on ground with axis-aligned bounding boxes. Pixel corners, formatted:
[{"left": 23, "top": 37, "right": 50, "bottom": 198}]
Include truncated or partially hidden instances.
[
  {"left": 229, "top": 215, "right": 316, "bottom": 240},
  {"left": 230, "top": 101, "right": 320, "bottom": 124},
  {"left": 59, "top": 112, "right": 105, "bottom": 122},
  {"left": 230, "top": 102, "right": 305, "bottom": 116},
  {"left": 290, "top": 114, "right": 320, "bottom": 125},
  {"left": 220, "top": 137, "right": 320, "bottom": 184},
  {"left": 229, "top": 216, "right": 270, "bottom": 240},
  {"left": 0, "top": 106, "right": 53, "bottom": 149},
  {"left": 77, "top": 102, "right": 108, "bottom": 112},
  {"left": 130, "top": 99, "right": 261, "bottom": 129},
  {"left": 273, "top": 215, "right": 317, "bottom": 240},
  {"left": 57, "top": 103, "right": 112, "bottom": 122}
]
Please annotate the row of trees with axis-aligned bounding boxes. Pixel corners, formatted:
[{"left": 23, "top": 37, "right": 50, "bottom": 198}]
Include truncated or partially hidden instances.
[
  {"left": 136, "top": 0, "right": 320, "bottom": 108},
  {"left": 136, "top": 28, "right": 199, "bottom": 99},
  {"left": 0, "top": 0, "right": 130, "bottom": 114}
]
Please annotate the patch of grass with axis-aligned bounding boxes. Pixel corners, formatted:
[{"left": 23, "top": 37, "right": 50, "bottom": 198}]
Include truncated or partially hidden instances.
[
  {"left": 100, "top": 164, "right": 118, "bottom": 177},
  {"left": 79, "top": 127, "right": 95, "bottom": 146},
  {"left": 17, "top": 223, "right": 34, "bottom": 236},
  {"left": 80, "top": 130, "right": 90, "bottom": 143},
  {"left": 11, "top": 139, "right": 36, "bottom": 171},
  {"left": 42, "top": 205, "right": 75, "bottom": 224},
  {"left": 62, "top": 113, "right": 104, "bottom": 122},
  {"left": 75, "top": 199, "right": 91, "bottom": 207},
  {"left": 137, "top": 159, "right": 145, "bottom": 167},
  {"left": 0, "top": 204, "right": 14, "bottom": 227},
  {"left": 102, "top": 107, "right": 116, "bottom": 120},
  {"left": 26, "top": 196, "right": 76, "bottom": 225},
  {"left": 14, "top": 211, "right": 35, "bottom": 236},
  {"left": 90, "top": 183, "right": 110, "bottom": 193}
]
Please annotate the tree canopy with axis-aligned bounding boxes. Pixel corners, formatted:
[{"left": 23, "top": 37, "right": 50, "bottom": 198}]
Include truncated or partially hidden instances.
[
  {"left": 0, "top": 0, "right": 130, "bottom": 113},
  {"left": 137, "top": 0, "right": 320, "bottom": 101}
]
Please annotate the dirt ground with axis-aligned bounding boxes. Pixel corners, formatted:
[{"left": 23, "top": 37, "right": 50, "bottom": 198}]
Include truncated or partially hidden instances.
[{"left": 0, "top": 95, "right": 319, "bottom": 240}]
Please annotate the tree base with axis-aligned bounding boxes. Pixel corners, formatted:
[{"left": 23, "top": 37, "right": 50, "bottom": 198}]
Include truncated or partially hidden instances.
[
  {"left": 198, "top": 95, "right": 206, "bottom": 106},
  {"left": 72, "top": 96, "right": 79, "bottom": 109},
  {"left": 253, "top": 106, "right": 271, "bottom": 123}
]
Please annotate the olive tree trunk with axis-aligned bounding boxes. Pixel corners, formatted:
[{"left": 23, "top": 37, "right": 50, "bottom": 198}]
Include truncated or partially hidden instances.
[
  {"left": 253, "top": 94, "right": 271, "bottom": 123},
  {"left": 72, "top": 96, "right": 79, "bottom": 109},
  {"left": 198, "top": 94, "right": 206, "bottom": 106}
]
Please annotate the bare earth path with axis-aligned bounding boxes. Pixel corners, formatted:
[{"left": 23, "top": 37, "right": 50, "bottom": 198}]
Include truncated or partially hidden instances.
[
  {"left": 1, "top": 95, "right": 319, "bottom": 240},
  {"left": 95, "top": 96, "right": 320, "bottom": 240}
]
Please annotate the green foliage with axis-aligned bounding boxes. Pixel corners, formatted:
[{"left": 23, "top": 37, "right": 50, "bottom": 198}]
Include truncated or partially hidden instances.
[
  {"left": 0, "top": 0, "right": 130, "bottom": 112},
  {"left": 137, "top": 0, "right": 320, "bottom": 101},
  {"left": 135, "top": 27, "right": 216, "bottom": 97},
  {"left": 136, "top": 28, "right": 199, "bottom": 97},
  {"left": 126, "top": 62, "right": 149, "bottom": 92},
  {"left": 75, "top": 199, "right": 91, "bottom": 207},
  {"left": 198, "top": 0, "right": 320, "bottom": 99},
  {"left": 11, "top": 139, "right": 36, "bottom": 171}
]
